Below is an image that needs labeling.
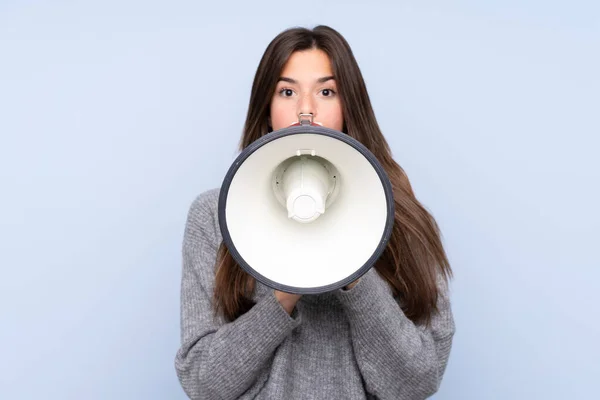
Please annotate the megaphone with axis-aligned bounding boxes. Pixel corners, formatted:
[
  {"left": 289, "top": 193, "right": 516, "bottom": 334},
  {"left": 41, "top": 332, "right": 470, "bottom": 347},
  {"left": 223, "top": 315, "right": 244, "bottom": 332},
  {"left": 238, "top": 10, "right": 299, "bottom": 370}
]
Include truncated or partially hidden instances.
[{"left": 218, "top": 117, "right": 394, "bottom": 294}]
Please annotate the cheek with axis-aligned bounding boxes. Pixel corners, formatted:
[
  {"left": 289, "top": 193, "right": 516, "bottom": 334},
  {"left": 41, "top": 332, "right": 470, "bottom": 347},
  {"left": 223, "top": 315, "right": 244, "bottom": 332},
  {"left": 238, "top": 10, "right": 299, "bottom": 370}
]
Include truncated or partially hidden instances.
[
  {"left": 320, "top": 102, "right": 344, "bottom": 131},
  {"left": 270, "top": 101, "right": 296, "bottom": 130}
]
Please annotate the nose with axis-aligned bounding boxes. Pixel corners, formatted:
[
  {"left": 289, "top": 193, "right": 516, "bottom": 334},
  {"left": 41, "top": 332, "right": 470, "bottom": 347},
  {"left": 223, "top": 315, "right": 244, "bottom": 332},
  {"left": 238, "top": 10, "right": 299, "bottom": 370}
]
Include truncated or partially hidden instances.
[{"left": 297, "top": 92, "right": 316, "bottom": 120}]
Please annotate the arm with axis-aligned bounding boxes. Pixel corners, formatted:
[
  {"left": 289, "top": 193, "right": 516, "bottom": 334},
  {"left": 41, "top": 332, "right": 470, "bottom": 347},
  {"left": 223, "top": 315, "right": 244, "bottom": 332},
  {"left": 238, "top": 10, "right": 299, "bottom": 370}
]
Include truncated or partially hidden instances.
[
  {"left": 335, "top": 268, "right": 455, "bottom": 400},
  {"left": 174, "top": 194, "right": 301, "bottom": 400}
]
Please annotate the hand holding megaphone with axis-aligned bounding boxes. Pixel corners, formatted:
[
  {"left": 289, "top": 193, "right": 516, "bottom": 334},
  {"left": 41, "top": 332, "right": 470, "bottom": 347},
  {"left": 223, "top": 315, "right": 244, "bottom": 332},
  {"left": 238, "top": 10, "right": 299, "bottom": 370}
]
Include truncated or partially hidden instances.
[{"left": 274, "top": 290, "right": 302, "bottom": 315}]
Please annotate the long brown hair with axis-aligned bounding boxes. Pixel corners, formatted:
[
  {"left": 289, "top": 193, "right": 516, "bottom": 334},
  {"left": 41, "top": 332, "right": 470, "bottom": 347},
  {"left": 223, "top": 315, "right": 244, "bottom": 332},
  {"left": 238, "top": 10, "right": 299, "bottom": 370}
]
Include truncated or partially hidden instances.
[{"left": 214, "top": 25, "right": 452, "bottom": 325}]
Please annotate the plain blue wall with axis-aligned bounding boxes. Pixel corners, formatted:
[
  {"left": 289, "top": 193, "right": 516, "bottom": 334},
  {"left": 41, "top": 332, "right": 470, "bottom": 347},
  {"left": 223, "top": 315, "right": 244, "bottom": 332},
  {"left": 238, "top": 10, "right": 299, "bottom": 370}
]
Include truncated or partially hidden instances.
[{"left": 1, "top": 1, "right": 598, "bottom": 399}]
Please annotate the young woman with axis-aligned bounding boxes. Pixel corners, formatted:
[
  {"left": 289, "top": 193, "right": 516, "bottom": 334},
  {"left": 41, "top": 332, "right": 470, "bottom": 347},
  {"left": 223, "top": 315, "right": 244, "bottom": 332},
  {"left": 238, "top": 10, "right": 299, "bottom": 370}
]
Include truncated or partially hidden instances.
[{"left": 175, "top": 25, "right": 455, "bottom": 400}]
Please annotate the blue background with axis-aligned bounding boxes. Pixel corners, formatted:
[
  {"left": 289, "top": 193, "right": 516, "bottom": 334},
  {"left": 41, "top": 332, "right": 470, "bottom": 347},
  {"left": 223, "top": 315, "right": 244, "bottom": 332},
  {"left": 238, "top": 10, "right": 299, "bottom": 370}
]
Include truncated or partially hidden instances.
[{"left": 1, "top": 1, "right": 598, "bottom": 399}]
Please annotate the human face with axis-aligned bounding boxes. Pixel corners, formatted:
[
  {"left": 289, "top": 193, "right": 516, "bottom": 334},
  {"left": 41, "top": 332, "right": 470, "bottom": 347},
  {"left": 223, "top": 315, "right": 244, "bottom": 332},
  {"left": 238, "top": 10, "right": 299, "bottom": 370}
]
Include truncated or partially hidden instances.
[{"left": 269, "top": 49, "right": 344, "bottom": 131}]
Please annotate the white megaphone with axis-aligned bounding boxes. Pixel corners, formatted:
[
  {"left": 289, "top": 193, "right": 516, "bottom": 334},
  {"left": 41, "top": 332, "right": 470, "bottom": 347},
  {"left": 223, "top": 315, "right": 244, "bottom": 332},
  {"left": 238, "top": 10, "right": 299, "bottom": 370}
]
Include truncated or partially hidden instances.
[{"left": 218, "top": 115, "right": 395, "bottom": 294}]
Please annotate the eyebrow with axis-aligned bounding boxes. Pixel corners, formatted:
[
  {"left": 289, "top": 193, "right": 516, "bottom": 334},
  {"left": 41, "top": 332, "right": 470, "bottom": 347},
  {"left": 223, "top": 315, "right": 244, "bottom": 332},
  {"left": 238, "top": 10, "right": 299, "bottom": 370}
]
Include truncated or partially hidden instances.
[{"left": 278, "top": 76, "right": 335, "bottom": 84}]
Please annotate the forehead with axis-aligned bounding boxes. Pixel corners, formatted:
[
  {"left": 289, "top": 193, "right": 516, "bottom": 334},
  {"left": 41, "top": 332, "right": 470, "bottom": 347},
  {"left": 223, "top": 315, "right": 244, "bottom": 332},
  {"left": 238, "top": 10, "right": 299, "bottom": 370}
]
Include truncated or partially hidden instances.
[{"left": 280, "top": 49, "right": 334, "bottom": 80}]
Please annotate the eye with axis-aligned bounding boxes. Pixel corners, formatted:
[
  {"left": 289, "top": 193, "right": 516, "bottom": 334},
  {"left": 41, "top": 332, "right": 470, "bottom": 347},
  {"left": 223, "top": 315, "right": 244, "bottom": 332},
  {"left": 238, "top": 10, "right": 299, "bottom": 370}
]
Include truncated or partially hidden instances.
[
  {"left": 279, "top": 88, "right": 294, "bottom": 97},
  {"left": 321, "top": 88, "right": 336, "bottom": 97}
]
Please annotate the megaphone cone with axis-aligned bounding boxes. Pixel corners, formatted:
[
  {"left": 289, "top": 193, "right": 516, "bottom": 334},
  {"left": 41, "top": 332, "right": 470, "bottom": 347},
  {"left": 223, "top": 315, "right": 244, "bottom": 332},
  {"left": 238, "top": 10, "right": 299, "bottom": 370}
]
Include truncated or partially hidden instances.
[{"left": 218, "top": 125, "right": 394, "bottom": 294}]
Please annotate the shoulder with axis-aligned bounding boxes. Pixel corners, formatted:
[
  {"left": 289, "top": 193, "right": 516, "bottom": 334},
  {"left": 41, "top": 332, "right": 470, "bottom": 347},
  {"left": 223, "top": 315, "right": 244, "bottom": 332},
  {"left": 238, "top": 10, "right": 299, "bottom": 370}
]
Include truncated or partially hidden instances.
[
  {"left": 184, "top": 187, "right": 222, "bottom": 247},
  {"left": 188, "top": 187, "right": 220, "bottom": 219}
]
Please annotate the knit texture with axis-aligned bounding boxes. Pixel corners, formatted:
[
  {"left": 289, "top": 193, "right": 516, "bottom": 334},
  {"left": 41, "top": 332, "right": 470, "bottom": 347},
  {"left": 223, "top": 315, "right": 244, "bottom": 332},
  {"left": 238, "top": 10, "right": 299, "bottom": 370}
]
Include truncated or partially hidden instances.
[{"left": 174, "top": 188, "right": 455, "bottom": 400}]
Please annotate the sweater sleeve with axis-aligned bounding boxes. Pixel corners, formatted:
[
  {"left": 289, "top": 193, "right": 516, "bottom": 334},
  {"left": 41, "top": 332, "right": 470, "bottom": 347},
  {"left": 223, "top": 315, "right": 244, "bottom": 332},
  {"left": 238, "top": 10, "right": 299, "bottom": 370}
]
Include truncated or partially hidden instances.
[
  {"left": 174, "top": 192, "right": 301, "bottom": 400},
  {"left": 335, "top": 268, "right": 455, "bottom": 400}
]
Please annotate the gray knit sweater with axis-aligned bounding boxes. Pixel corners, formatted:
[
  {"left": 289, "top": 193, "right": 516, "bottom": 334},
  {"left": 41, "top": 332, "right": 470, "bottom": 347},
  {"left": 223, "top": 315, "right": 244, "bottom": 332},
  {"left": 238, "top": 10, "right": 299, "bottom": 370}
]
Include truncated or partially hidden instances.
[{"left": 174, "top": 188, "right": 455, "bottom": 400}]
